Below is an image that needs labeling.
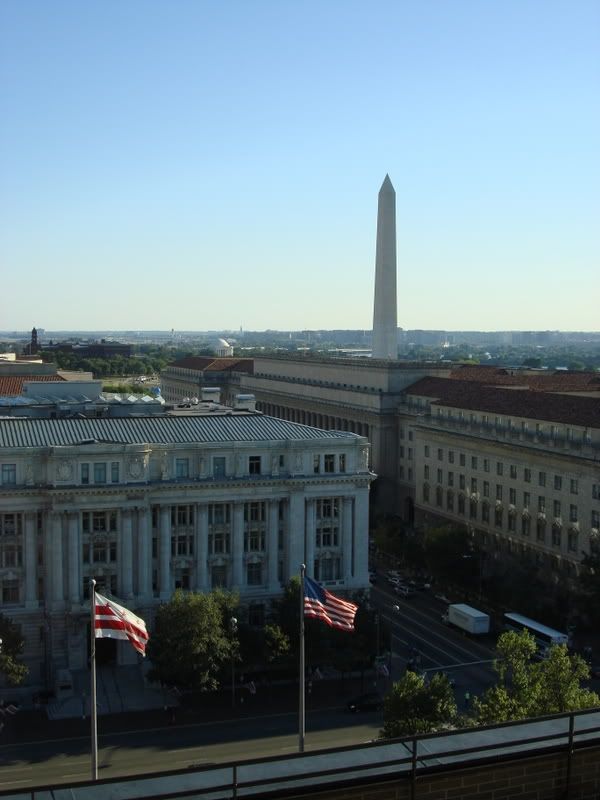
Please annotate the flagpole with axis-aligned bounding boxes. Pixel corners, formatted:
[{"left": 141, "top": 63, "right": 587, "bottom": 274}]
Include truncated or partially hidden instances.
[
  {"left": 299, "top": 563, "right": 305, "bottom": 753},
  {"left": 90, "top": 578, "right": 98, "bottom": 781}
]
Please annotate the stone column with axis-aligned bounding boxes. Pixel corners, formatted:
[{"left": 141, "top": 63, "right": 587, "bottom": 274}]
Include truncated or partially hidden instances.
[
  {"left": 287, "top": 492, "right": 304, "bottom": 580},
  {"left": 24, "top": 512, "right": 38, "bottom": 608},
  {"left": 267, "top": 499, "right": 279, "bottom": 592},
  {"left": 305, "top": 498, "right": 316, "bottom": 578},
  {"left": 196, "top": 504, "right": 208, "bottom": 591},
  {"left": 51, "top": 512, "right": 64, "bottom": 607},
  {"left": 232, "top": 502, "right": 244, "bottom": 590},
  {"left": 137, "top": 507, "right": 152, "bottom": 600},
  {"left": 354, "top": 488, "right": 370, "bottom": 586},
  {"left": 67, "top": 513, "right": 80, "bottom": 605},
  {"left": 159, "top": 505, "right": 171, "bottom": 600},
  {"left": 342, "top": 497, "right": 353, "bottom": 583},
  {"left": 121, "top": 510, "right": 133, "bottom": 599}
]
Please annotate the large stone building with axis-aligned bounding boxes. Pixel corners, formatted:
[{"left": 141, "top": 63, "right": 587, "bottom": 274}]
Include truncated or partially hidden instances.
[{"left": 0, "top": 400, "right": 372, "bottom": 688}]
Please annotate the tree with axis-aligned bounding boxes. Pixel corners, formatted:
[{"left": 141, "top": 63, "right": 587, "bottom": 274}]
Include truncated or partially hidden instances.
[
  {"left": 0, "top": 614, "right": 28, "bottom": 686},
  {"left": 473, "top": 631, "right": 599, "bottom": 725},
  {"left": 146, "top": 590, "right": 236, "bottom": 692},
  {"left": 381, "top": 671, "right": 457, "bottom": 738}
]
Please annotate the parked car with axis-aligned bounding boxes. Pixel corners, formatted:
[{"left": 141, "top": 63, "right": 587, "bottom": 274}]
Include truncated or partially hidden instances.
[
  {"left": 395, "top": 584, "right": 415, "bottom": 598},
  {"left": 346, "top": 692, "right": 384, "bottom": 713}
]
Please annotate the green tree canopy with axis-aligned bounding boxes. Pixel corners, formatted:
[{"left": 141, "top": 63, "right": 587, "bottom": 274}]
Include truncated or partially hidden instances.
[
  {"left": 146, "top": 590, "right": 237, "bottom": 692},
  {"left": 473, "top": 630, "right": 599, "bottom": 725},
  {"left": 381, "top": 671, "right": 457, "bottom": 738},
  {"left": 0, "top": 614, "right": 28, "bottom": 686}
]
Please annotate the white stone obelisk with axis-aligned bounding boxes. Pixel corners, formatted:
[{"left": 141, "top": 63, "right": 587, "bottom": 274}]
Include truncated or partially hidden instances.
[{"left": 372, "top": 174, "right": 398, "bottom": 360}]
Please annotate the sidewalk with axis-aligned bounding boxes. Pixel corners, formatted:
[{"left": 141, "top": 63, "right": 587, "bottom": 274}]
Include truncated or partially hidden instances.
[{"left": 3, "top": 674, "right": 378, "bottom": 746}]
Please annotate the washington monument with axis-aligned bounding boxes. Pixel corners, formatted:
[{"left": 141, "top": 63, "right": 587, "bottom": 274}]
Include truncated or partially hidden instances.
[{"left": 372, "top": 174, "right": 398, "bottom": 360}]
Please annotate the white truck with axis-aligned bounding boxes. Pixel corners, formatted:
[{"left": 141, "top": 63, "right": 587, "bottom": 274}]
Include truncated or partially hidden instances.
[{"left": 442, "top": 603, "right": 490, "bottom": 635}]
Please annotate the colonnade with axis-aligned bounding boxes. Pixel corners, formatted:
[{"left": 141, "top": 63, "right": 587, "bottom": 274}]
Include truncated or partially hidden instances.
[{"left": 257, "top": 401, "right": 370, "bottom": 439}]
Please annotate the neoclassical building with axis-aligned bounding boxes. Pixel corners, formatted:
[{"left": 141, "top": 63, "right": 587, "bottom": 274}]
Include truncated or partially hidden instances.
[{"left": 0, "top": 409, "right": 373, "bottom": 686}]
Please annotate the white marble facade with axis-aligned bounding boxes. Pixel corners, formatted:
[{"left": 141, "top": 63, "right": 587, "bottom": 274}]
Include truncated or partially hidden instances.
[{"left": 0, "top": 415, "right": 373, "bottom": 685}]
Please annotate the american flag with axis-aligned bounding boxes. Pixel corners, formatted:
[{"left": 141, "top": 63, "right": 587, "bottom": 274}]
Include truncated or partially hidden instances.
[
  {"left": 303, "top": 575, "right": 358, "bottom": 632},
  {"left": 95, "top": 593, "right": 149, "bottom": 656}
]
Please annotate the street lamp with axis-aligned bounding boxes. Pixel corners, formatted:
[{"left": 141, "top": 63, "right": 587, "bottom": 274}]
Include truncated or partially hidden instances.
[{"left": 230, "top": 617, "right": 238, "bottom": 708}]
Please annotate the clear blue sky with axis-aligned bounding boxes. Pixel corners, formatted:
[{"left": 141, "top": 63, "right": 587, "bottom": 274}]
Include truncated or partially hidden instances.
[{"left": 1, "top": 1, "right": 598, "bottom": 332}]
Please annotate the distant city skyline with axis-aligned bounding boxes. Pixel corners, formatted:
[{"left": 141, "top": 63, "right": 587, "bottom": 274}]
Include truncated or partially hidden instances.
[{"left": 1, "top": 1, "right": 599, "bottom": 331}]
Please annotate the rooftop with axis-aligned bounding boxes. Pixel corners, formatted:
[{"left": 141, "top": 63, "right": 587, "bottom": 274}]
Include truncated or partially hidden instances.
[{"left": 0, "top": 414, "right": 359, "bottom": 448}]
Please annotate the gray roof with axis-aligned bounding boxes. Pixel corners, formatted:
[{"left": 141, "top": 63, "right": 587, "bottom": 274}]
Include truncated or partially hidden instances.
[{"left": 0, "top": 414, "right": 357, "bottom": 448}]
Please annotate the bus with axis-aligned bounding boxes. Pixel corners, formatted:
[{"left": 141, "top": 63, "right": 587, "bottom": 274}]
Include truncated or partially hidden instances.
[{"left": 503, "top": 612, "right": 569, "bottom": 657}]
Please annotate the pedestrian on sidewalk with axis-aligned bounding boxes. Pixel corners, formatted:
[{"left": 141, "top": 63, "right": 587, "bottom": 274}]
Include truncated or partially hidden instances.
[{"left": 464, "top": 690, "right": 471, "bottom": 710}]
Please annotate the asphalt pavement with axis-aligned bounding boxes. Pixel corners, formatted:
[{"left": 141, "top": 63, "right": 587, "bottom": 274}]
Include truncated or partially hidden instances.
[{"left": 2, "top": 674, "right": 374, "bottom": 747}]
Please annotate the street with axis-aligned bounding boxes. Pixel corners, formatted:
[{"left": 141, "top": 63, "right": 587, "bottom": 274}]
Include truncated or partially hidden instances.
[{"left": 0, "top": 708, "right": 380, "bottom": 791}]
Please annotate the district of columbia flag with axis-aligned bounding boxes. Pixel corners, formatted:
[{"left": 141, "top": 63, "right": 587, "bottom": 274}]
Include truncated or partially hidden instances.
[
  {"left": 303, "top": 575, "right": 358, "bottom": 632},
  {"left": 95, "top": 593, "right": 149, "bottom": 656}
]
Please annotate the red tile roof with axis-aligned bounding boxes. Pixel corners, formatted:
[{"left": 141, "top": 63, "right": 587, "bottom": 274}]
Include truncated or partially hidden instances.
[
  {"left": 0, "top": 375, "right": 66, "bottom": 397},
  {"left": 449, "top": 365, "right": 600, "bottom": 392},
  {"left": 406, "top": 377, "right": 600, "bottom": 428}
]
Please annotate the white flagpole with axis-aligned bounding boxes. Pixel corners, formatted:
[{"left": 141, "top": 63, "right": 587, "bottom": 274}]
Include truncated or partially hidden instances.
[
  {"left": 299, "top": 563, "right": 305, "bottom": 753},
  {"left": 90, "top": 578, "right": 98, "bottom": 781}
]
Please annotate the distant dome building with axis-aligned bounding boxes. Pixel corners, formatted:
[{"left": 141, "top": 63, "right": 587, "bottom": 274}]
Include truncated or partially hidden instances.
[{"left": 211, "top": 338, "right": 234, "bottom": 357}]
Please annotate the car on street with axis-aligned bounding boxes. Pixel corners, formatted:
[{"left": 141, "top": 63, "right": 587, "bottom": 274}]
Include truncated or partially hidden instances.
[
  {"left": 395, "top": 584, "right": 415, "bottom": 598},
  {"left": 346, "top": 692, "right": 384, "bottom": 713}
]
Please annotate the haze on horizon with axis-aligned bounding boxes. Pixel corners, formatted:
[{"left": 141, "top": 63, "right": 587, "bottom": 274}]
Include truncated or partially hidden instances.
[{"left": 1, "top": 1, "right": 598, "bottom": 332}]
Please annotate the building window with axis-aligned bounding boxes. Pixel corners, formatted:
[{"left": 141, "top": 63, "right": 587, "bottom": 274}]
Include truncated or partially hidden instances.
[
  {"left": 424, "top": 445, "right": 430, "bottom": 457},
  {"left": 539, "top": 472, "right": 546, "bottom": 487},
  {"left": 538, "top": 496, "right": 546, "bottom": 513},
  {"left": 448, "top": 471, "right": 454, "bottom": 487},
  {"left": 93, "top": 463, "right": 107, "bottom": 484},
  {"left": 1, "top": 464, "right": 16, "bottom": 485},
  {"left": 495, "top": 507, "right": 503, "bottom": 528},
  {"left": 496, "top": 462, "right": 503, "bottom": 477},
  {"left": 408, "top": 430, "right": 413, "bottom": 441},
  {"left": 592, "top": 510, "right": 600, "bottom": 529},
  {"left": 552, "top": 526, "right": 561, "bottom": 548},
  {"left": 522, "top": 517, "right": 531, "bottom": 537},
  {"left": 313, "top": 455, "right": 320, "bottom": 474},
  {"left": 317, "top": 557, "right": 341, "bottom": 582},
  {"left": 208, "top": 503, "right": 230, "bottom": 525},
  {"left": 110, "top": 462, "right": 120, "bottom": 483},
  {"left": 496, "top": 485, "right": 503, "bottom": 501},
  {"left": 510, "top": 465, "right": 517, "bottom": 480},
  {"left": 1, "top": 580, "right": 19, "bottom": 604},
  {"left": 509, "top": 488, "right": 516, "bottom": 505},
  {"left": 408, "top": 448, "right": 413, "bottom": 460},
  {"left": 247, "top": 562, "right": 263, "bottom": 586},
  {"left": 482, "top": 503, "right": 490, "bottom": 523},
  {"left": 483, "top": 459, "right": 490, "bottom": 473},
  {"left": 423, "top": 484, "right": 430, "bottom": 503},
  {"left": 339, "top": 454, "right": 346, "bottom": 473},
  {"left": 458, "top": 495, "right": 465, "bottom": 515},
  {"left": 209, "top": 531, "right": 230, "bottom": 554},
  {"left": 569, "top": 505, "right": 578, "bottom": 523},
  {"left": 437, "top": 448, "right": 443, "bottom": 461},
  {"left": 211, "top": 565, "right": 227, "bottom": 588},
  {"left": 471, "top": 456, "right": 477, "bottom": 470},
  {"left": 593, "top": 484, "right": 600, "bottom": 500},
  {"left": 459, "top": 475, "right": 465, "bottom": 490},
  {"left": 172, "top": 504, "right": 194, "bottom": 527},
  {"left": 213, "top": 457, "right": 226, "bottom": 478},
  {"left": 436, "top": 486, "right": 443, "bottom": 507},
  {"left": 536, "top": 520, "right": 546, "bottom": 542},
  {"left": 324, "top": 454, "right": 335, "bottom": 473},
  {"left": 570, "top": 479, "right": 578, "bottom": 495},
  {"left": 437, "top": 468, "right": 443, "bottom": 484},
  {"left": 175, "top": 458, "right": 189, "bottom": 479},
  {"left": 249, "top": 456, "right": 261, "bottom": 475},
  {"left": 399, "top": 446, "right": 405, "bottom": 458},
  {"left": 471, "top": 478, "right": 477, "bottom": 493},
  {"left": 483, "top": 481, "right": 489, "bottom": 498},
  {"left": 524, "top": 468, "right": 531, "bottom": 483},
  {"left": 446, "top": 491, "right": 454, "bottom": 511},
  {"left": 553, "top": 500, "right": 561, "bottom": 518},
  {"left": 554, "top": 475, "right": 562, "bottom": 491},
  {"left": 424, "top": 465, "right": 430, "bottom": 480},
  {"left": 408, "top": 468, "right": 413, "bottom": 481},
  {"left": 508, "top": 514, "right": 516, "bottom": 532},
  {"left": 81, "top": 463, "right": 90, "bottom": 485},
  {"left": 459, "top": 453, "right": 465, "bottom": 467},
  {"left": 469, "top": 500, "right": 477, "bottom": 519},
  {"left": 523, "top": 492, "right": 530, "bottom": 508},
  {"left": 448, "top": 451, "right": 455, "bottom": 464}
]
